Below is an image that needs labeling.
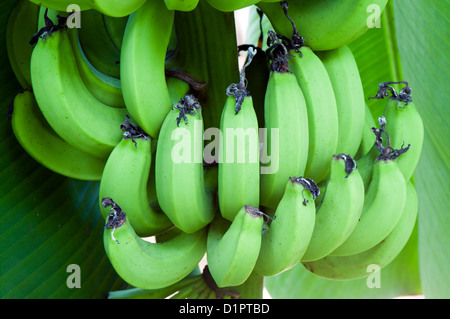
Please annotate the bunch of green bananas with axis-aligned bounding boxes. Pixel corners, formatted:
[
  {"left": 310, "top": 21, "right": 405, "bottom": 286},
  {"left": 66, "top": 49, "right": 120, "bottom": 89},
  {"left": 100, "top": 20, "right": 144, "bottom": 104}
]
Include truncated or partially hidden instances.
[{"left": 6, "top": 0, "right": 424, "bottom": 298}]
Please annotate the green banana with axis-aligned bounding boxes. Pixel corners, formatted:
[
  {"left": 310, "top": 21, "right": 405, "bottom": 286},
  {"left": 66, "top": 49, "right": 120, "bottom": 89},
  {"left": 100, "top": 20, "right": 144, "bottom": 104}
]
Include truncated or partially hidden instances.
[
  {"left": 257, "top": 0, "right": 389, "bottom": 51},
  {"left": 303, "top": 181, "right": 418, "bottom": 280},
  {"left": 289, "top": 46, "right": 339, "bottom": 184},
  {"left": 218, "top": 58, "right": 260, "bottom": 221},
  {"left": 260, "top": 56, "right": 309, "bottom": 209},
  {"left": 301, "top": 154, "right": 365, "bottom": 262},
  {"left": 67, "top": 28, "right": 125, "bottom": 108},
  {"left": 206, "top": 0, "right": 261, "bottom": 12},
  {"left": 30, "top": 28, "right": 127, "bottom": 158},
  {"left": 28, "top": 0, "right": 146, "bottom": 17},
  {"left": 164, "top": 0, "right": 200, "bottom": 11},
  {"left": 330, "top": 156, "right": 407, "bottom": 256},
  {"left": 99, "top": 122, "right": 173, "bottom": 237},
  {"left": 254, "top": 177, "right": 317, "bottom": 277},
  {"left": 77, "top": 9, "right": 121, "bottom": 79},
  {"left": 11, "top": 91, "right": 106, "bottom": 181},
  {"left": 6, "top": 0, "right": 39, "bottom": 90},
  {"left": 316, "top": 45, "right": 365, "bottom": 158},
  {"left": 120, "top": 0, "right": 174, "bottom": 138},
  {"left": 103, "top": 198, "right": 207, "bottom": 290},
  {"left": 379, "top": 85, "right": 424, "bottom": 182},
  {"left": 155, "top": 95, "right": 216, "bottom": 233},
  {"left": 207, "top": 206, "right": 265, "bottom": 288},
  {"left": 102, "top": 15, "right": 128, "bottom": 51}
]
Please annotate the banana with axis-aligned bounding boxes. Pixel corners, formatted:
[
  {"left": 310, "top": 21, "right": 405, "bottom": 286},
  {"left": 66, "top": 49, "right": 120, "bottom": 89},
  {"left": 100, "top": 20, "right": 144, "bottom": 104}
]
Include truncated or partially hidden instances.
[
  {"left": 259, "top": 43, "right": 309, "bottom": 209},
  {"left": 206, "top": 205, "right": 265, "bottom": 288},
  {"left": 206, "top": 0, "right": 261, "bottom": 12},
  {"left": 257, "top": 0, "right": 389, "bottom": 51},
  {"left": 11, "top": 91, "right": 106, "bottom": 181},
  {"left": 28, "top": 0, "right": 146, "bottom": 17},
  {"left": 301, "top": 154, "right": 365, "bottom": 262},
  {"left": 164, "top": 0, "right": 200, "bottom": 11},
  {"left": 289, "top": 45, "right": 339, "bottom": 184},
  {"left": 6, "top": 0, "right": 39, "bottom": 90},
  {"left": 31, "top": 29, "right": 126, "bottom": 158},
  {"left": 330, "top": 155, "right": 407, "bottom": 256},
  {"left": 303, "top": 181, "right": 418, "bottom": 280},
  {"left": 30, "top": 28, "right": 127, "bottom": 158},
  {"left": 155, "top": 95, "right": 216, "bottom": 233},
  {"left": 375, "top": 82, "right": 424, "bottom": 182},
  {"left": 99, "top": 120, "right": 173, "bottom": 237},
  {"left": 68, "top": 28, "right": 125, "bottom": 108},
  {"left": 77, "top": 9, "right": 121, "bottom": 79},
  {"left": 102, "top": 15, "right": 128, "bottom": 51},
  {"left": 218, "top": 53, "right": 260, "bottom": 221},
  {"left": 103, "top": 198, "right": 207, "bottom": 290},
  {"left": 254, "top": 177, "right": 317, "bottom": 277},
  {"left": 316, "top": 45, "right": 365, "bottom": 158},
  {"left": 355, "top": 102, "right": 377, "bottom": 160}
]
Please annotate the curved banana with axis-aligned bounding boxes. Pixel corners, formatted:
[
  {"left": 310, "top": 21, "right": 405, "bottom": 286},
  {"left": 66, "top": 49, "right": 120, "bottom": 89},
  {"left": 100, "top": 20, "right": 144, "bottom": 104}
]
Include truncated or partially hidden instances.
[
  {"left": 6, "top": 0, "right": 39, "bottom": 90},
  {"left": 257, "top": 0, "right": 389, "bottom": 51},
  {"left": 254, "top": 177, "right": 317, "bottom": 277},
  {"left": 155, "top": 95, "right": 216, "bottom": 233},
  {"left": 316, "top": 45, "right": 365, "bottom": 157},
  {"left": 330, "top": 157, "right": 407, "bottom": 256},
  {"left": 164, "top": 0, "right": 200, "bottom": 11},
  {"left": 303, "top": 181, "right": 418, "bottom": 280},
  {"left": 103, "top": 199, "right": 207, "bottom": 290},
  {"left": 77, "top": 9, "right": 121, "bottom": 79},
  {"left": 99, "top": 124, "right": 173, "bottom": 237},
  {"left": 67, "top": 28, "right": 125, "bottom": 108},
  {"left": 120, "top": 0, "right": 174, "bottom": 138},
  {"left": 102, "top": 15, "right": 128, "bottom": 51},
  {"left": 30, "top": 28, "right": 127, "bottom": 158},
  {"left": 207, "top": 205, "right": 265, "bottom": 288},
  {"left": 301, "top": 154, "right": 365, "bottom": 262},
  {"left": 289, "top": 46, "right": 339, "bottom": 184},
  {"left": 11, "top": 91, "right": 106, "bottom": 181},
  {"left": 218, "top": 80, "right": 260, "bottom": 221},
  {"left": 382, "top": 93, "right": 424, "bottom": 182},
  {"left": 28, "top": 0, "right": 146, "bottom": 17},
  {"left": 260, "top": 60, "right": 309, "bottom": 209},
  {"left": 206, "top": 0, "right": 261, "bottom": 12}
]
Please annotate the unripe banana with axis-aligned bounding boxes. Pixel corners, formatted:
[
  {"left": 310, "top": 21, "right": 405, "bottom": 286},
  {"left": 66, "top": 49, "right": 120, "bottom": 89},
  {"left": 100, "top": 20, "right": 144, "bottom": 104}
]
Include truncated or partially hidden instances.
[
  {"left": 257, "top": 0, "right": 389, "bottom": 51},
  {"left": 164, "top": 0, "right": 200, "bottom": 11},
  {"left": 301, "top": 154, "right": 365, "bottom": 262},
  {"left": 218, "top": 57, "right": 260, "bottom": 221},
  {"left": 99, "top": 121, "right": 173, "bottom": 237},
  {"left": 316, "top": 45, "right": 365, "bottom": 157},
  {"left": 120, "top": 0, "right": 174, "bottom": 138},
  {"left": 155, "top": 95, "right": 216, "bottom": 233},
  {"left": 330, "top": 157, "right": 407, "bottom": 256},
  {"left": 303, "top": 181, "right": 418, "bottom": 280},
  {"left": 102, "top": 15, "right": 128, "bottom": 51},
  {"left": 6, "top": 0, "right": 39, "bottom": 90},
  {"left": 381, "top": 90, "right": 424, "bottom": 182},
  {"left": 207, "top": 205, "right": 265, "bottom": 288},
  {"left": 103, "top": 199, "right": 207, "bottom": 289},
  {"left": 289, "top": 46, "right": 339, "bottom": 184},
  {"left": 254, "top": 177, "right": 317, "bottom": 277},
  {"left": 30, "top": 29, "right": 127, "bottom": 158},
  {"left": 260, "top": 65, "right": 309, "bottom": 209},
  {"left": 355, "top": 102, "right": 377, "bottom": 160},
  {"left": 11, "top": 91, "right": 106, "bottom": 181}
]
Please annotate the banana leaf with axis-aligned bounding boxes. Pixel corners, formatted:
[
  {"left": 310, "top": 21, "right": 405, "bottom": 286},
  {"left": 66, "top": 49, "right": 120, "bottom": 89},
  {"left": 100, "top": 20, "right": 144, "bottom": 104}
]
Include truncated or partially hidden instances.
[
  {"left": 0, "top": 0, "right": 124, "bottom": 298},
  {"left": 247, "top": 0, "right": 449, "bottom": 298}
]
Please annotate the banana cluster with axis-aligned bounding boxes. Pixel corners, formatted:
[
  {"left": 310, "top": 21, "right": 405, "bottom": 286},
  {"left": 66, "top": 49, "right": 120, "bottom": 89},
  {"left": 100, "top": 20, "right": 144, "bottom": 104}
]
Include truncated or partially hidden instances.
[{"left": 7, "top": 0, "right": 424, "bottom": 298}]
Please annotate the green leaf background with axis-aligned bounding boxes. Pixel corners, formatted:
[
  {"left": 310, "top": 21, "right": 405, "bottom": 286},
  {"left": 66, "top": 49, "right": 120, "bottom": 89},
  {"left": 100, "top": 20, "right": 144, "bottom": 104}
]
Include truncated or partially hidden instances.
[{"left": 0, "top": 0, "right": 448, "bottom": 298}]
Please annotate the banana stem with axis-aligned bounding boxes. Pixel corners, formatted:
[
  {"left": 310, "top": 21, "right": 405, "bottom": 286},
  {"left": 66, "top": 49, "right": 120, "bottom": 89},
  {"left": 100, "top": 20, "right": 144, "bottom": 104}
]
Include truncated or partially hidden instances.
[{"left": 173, "top": 1, "right": 240, "bottom": 130}]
